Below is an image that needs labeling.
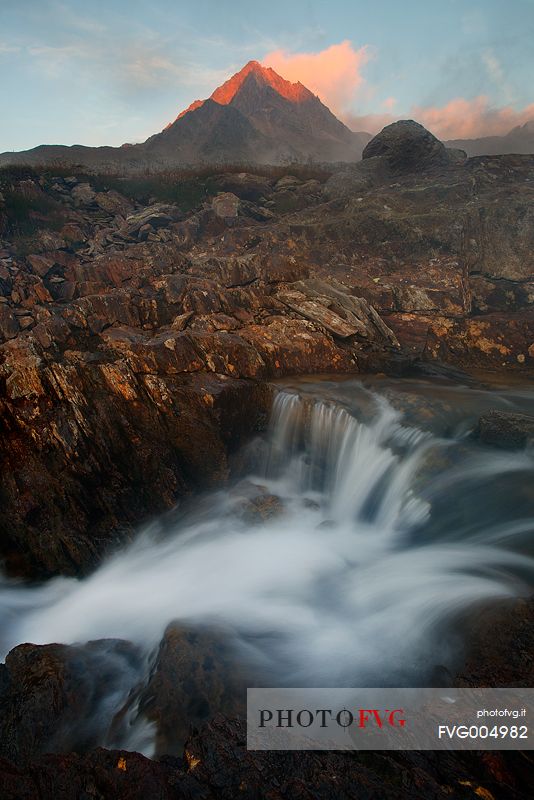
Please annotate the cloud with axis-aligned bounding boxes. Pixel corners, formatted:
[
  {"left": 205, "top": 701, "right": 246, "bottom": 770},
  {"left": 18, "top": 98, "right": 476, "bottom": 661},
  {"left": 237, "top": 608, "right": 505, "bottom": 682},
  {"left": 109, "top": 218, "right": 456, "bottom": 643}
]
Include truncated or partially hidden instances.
[
  {"left": 261, "top": 40, "right": 534, "bottom": 140},
  {"left": 0, "top": 43, "right": 21, "bottom": 55},
  {"left": 346, "top": 96, "right": 534, "bottom": 139},
  {"left": 263, "top": 40, "right": 370, "bottom": 114},
  {"left": 120, "top": 48, "right": 231, "bottom": 94},
  {"left": 414, "top": 96, "right": 534, "bottom": 139}
]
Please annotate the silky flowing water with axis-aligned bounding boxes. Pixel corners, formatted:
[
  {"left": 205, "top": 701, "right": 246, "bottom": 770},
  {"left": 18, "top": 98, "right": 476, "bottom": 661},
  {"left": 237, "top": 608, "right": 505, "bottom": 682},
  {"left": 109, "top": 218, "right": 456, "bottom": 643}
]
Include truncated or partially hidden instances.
[{"left": 1, "top": 375, "right": 533, "bottom": 753}]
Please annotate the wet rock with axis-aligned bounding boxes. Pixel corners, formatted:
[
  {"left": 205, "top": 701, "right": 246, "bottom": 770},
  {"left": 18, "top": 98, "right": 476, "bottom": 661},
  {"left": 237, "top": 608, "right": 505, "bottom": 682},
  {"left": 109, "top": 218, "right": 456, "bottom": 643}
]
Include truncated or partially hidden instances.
[
  {"left": 230, "top": 480, "right": 284, "bottom": 522},
  {"left": 0, "top": 343, "right": 272, "bottom": 576},
  {"left": 473, "top": 409, "right": 534, "bottom": 449},
  {"left": 139, "top": 625, "right": 249, "bottom": 756},
  {"left": 362, "top": 120, "right": 450, "bottom": 174},
  {"left": 0, "top": 640, "right": 144, "bottom": 766}
]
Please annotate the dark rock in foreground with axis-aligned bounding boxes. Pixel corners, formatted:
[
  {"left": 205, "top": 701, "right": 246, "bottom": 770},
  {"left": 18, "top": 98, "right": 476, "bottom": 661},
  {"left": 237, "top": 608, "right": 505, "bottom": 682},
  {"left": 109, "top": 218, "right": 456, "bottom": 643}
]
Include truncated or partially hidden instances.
[
  {"left": 0, "top": 640, "right": 144, "bottom": 766},
  {"left": 138, "top": 625, "right": 249, "bottom": 756},
  {"left": 0, "top": 717, "right": 531, "bottom": 799},
  {"left": 474, "top": 410, "right": 534, "bottom": 449}
]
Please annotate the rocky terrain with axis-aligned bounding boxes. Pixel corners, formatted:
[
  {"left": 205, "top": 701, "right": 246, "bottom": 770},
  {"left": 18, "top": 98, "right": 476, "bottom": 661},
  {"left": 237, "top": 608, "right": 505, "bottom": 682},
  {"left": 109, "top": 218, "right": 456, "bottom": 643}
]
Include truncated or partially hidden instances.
[
  {"left": 0, "top": 120, "right": 533, "bottom": 577},
  {"left": 0, "top": 120, "right": 533, "bottom": 798},
  {"left": 1, "top": 599, "right": 533, "bottom": 799}
]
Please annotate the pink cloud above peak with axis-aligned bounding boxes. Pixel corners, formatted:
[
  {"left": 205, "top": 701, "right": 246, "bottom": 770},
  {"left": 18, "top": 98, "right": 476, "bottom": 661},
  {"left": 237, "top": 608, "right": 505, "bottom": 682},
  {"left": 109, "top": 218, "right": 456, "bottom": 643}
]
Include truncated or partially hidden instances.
[
  {"left": 263, "top": 40, "right": 369, "bottom": 115},
  {"left": 261, "top": 41, "right": 534, "bottom": 140}
]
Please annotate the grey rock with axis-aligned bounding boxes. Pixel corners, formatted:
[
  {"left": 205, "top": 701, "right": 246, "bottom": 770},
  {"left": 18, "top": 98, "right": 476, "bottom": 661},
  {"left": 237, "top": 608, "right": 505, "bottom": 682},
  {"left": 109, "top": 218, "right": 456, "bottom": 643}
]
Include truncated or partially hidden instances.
[{"left": 474, "top": 410, "right": 534, "bottom": 449}]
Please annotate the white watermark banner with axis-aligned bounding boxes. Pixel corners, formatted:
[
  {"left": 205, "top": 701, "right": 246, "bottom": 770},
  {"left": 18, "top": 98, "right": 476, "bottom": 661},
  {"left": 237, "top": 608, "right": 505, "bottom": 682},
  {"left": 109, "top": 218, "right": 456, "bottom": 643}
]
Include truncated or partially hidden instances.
[{"left": 247, "top": 688, "right": 533, "bottom": 750}]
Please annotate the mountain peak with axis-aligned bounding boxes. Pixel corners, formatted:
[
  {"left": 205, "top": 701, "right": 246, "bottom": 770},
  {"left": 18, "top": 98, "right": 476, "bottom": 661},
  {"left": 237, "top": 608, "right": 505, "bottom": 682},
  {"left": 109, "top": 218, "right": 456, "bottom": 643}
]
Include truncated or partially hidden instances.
[
  {"left": 210, "top": 60, "right": 312, "bottom": 106},
  {"left": 156, "top": 59, "right": 370, "bottom": 164},
  {"left": 171, "top": 60, "right": 313, "bottom": 126}
]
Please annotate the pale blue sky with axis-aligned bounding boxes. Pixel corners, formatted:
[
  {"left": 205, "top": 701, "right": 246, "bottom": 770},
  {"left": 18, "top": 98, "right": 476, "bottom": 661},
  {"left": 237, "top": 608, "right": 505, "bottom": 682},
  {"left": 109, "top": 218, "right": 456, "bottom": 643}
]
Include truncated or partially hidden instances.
[{"left": 1, "top": 0, "right": 533, "bottom": 151}]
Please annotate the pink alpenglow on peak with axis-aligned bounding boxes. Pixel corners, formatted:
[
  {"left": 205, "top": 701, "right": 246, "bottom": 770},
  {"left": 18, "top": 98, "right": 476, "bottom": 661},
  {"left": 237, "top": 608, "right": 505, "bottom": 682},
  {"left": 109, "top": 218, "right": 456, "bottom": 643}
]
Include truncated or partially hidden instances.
[{"left": 169, "top": 61, "right": 314, "bottom": 127}]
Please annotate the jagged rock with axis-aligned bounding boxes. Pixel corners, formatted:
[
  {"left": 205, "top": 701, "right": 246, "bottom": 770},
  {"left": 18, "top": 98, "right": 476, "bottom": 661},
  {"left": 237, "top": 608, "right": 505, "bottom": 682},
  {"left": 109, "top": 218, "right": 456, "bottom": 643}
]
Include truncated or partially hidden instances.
[
  {"left": 122, "top": 204, "right": 183, "bottom": 237},
  {"left": 473, "top": 409, "right": 534, "bottom": 449},
  {"left": 277, "top": 278, "right": 400, "bottom": 346},
  {"left": 362, "top": 120, "right": 450, "bottom": 174}
]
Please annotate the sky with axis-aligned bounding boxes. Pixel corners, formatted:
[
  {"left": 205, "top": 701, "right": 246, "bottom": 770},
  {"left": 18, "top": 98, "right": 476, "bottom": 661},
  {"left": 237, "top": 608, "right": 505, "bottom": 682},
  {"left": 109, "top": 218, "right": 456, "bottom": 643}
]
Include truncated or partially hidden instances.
[{"left": 1, "top": 0, "right": 534, "bottom": 152}]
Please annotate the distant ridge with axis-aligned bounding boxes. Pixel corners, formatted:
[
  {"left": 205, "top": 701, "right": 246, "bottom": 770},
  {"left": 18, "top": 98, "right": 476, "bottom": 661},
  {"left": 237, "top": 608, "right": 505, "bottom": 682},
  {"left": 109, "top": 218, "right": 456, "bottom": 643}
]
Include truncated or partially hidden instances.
[
  {"left": 445, "top": 120, "right": 534, "bottom": 157},
  {"left": 1, "top": 60, "right": 533, "bottom": 170}
]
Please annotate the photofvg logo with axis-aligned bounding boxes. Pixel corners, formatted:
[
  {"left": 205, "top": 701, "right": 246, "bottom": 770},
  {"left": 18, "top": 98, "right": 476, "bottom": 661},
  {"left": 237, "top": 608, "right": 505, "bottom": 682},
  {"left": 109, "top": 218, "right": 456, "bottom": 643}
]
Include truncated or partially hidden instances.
[
  {"left": 258, "top": 706, "right": 406, "bottom": 730},
  {"left": 247, "top": 688, "right": 534, "bottom": 751}
]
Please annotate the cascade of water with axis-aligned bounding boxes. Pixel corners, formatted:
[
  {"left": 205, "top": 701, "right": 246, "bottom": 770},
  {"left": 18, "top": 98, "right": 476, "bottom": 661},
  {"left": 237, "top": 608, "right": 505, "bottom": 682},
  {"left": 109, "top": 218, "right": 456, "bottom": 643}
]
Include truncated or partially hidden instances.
[{"left": 0, "top": 379, "right": 532, "bottom": 751}]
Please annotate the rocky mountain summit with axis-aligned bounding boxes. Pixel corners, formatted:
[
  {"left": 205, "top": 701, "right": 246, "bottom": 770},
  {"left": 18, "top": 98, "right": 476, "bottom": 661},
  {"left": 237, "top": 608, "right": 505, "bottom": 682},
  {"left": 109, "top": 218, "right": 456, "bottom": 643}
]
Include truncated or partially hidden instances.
[{"left": 0, "top": 61, "right": 371, "bottom": 170}]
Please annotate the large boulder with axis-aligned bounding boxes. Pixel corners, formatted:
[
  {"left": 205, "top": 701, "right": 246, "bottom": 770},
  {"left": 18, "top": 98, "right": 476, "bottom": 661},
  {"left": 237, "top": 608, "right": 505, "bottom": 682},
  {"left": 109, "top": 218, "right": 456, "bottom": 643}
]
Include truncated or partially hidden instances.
[{"left": 362, "top": 120, "right": 450, "bottom": 174}]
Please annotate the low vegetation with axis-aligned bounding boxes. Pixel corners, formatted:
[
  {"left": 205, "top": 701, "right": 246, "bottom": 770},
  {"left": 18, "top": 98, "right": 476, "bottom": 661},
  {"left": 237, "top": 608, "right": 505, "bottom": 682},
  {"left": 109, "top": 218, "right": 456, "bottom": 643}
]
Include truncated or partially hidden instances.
[{"left": 1, "top": 161, "right": 334, "bottom": 215}]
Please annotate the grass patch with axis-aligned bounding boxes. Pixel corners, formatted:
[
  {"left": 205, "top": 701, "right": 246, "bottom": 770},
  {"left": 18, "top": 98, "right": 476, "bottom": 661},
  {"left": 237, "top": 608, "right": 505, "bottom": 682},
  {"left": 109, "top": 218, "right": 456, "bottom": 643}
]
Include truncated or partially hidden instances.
[{"left": 3, "top": 162, "right": 334, "bottom": 213}]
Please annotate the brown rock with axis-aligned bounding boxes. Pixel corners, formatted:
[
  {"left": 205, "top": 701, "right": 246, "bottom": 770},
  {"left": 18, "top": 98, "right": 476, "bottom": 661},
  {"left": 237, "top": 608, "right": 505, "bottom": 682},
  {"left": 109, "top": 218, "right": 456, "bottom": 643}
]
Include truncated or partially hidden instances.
[
  {"left": 0, "top": 305, "right": 19, "bottom": 340},
  {"left": 139, "top": 626, "right": 248, "bottom": 756},
  {"left": 212, "top": 192, "right": 239, "bottom": 219},
  {"left": 26, "top": 254, "right": 55, "bottom": 278}
]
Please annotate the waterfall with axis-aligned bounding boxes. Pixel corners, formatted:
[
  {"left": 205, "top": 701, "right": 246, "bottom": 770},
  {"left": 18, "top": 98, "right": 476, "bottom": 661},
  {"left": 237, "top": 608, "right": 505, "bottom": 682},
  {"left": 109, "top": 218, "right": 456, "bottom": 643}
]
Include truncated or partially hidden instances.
[{"left": 0, "top": 378, "right": 533, "bottom": 752}]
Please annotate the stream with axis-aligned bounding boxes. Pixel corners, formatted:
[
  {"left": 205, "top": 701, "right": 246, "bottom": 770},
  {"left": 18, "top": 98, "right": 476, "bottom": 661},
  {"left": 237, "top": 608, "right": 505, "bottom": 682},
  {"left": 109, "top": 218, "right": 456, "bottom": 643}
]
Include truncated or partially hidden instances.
[{"left": 1, "top": 374, "right": 533, "bottom": 754}]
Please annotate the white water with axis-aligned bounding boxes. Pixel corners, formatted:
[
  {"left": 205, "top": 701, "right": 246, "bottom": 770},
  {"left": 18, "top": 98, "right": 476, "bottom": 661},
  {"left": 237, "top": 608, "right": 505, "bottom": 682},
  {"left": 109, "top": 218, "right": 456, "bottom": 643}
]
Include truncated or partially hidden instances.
[{"left": 0, "top": 378, "right": 533, "bottom": 747}]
